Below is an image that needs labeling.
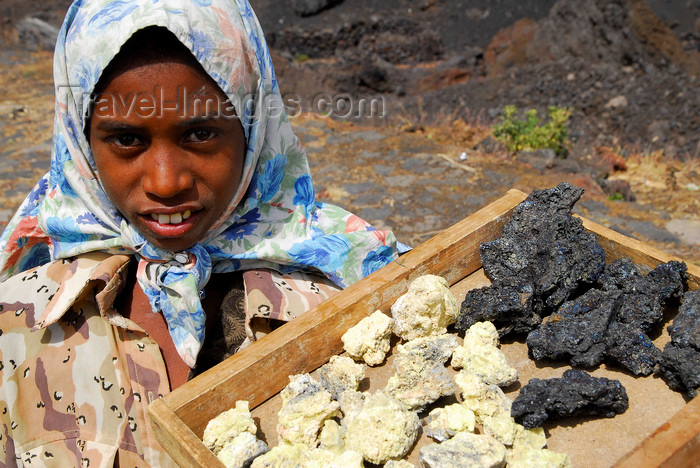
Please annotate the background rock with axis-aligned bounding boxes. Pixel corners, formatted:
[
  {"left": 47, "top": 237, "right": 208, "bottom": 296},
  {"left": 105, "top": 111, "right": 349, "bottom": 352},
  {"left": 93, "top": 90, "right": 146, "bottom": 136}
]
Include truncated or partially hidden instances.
[
  {"left": 291, "top": 0, "right": 344, "bottom": 17},
  {"left": 666, "top": 219, "right": 700, "bottom": 245},
  {"left": 16, "top": 17, "right": 59, "bottom": 51}
]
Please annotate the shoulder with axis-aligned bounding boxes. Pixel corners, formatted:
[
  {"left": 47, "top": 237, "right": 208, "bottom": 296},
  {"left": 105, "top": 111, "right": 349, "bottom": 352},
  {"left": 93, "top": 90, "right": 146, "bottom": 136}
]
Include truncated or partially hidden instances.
[
  {"left": 0, "top": 253, "right": 130, "bottom": 329},
  {"left": 0, "top": 258, "right": 68, "bottom": 330}
]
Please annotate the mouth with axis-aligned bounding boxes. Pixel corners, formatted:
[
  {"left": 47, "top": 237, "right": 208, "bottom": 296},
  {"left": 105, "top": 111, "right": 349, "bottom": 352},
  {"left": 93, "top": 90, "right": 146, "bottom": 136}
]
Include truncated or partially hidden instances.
[
  {"left": 139, "top": 208, "right": 202, "bottom": 241},
  {"left": 149, "top": 210, "right": 192, "bottom": 225}
]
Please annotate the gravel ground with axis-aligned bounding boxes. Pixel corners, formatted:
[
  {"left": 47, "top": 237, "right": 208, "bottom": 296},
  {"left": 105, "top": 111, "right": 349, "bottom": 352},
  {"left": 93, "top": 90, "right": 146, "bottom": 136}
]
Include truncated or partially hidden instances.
[{"left": 0, "top": 0, "right": 698, "bottom": 265}]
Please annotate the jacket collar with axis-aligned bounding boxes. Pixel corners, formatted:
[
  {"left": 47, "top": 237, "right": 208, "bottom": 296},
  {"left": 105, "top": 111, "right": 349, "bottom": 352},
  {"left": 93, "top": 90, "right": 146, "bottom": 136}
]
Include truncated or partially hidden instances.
[{"left": 33, "top": 253, "right": 132, "bottom": 330}]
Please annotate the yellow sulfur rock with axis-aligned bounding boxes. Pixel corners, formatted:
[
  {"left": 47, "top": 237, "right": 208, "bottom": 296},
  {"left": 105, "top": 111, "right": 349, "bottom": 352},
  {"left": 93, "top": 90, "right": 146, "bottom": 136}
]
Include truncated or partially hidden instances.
[
  {"left": 317, "top": 355, "right": 366, "bottom": 398},
  {"left": 506, "top": 447, "right": 572, "bottom": 468},
  {"left": 276, "top": 374, "right": 340, "bottom": 447},
  {"left": 337, "top": 390, "right": 367, "bottom": 424},
  {"left": 397, "top": 334, "right": 460, "bottom": 364},
  {"left": 345, "top": 391, "right": 420, "bottom": 464},
  {"left": 424, "top": 403, "right": 476, "bottom": 442},
  {"left": 385, "top": 351, "right": 456, "bottom": 411},
  {"left": 391, "top": 275, "right": 459, "bottom": 341},
  {"left": 319, "top": 419, "right": 346, "bottom": 454},
  {"left": 481, "top": 411, "right": 519, "bottom": 446},
  {"left": 420, "top": 432, "right": 506, "bottom": 468},
  {"left": 250, "top": 443, "right": 364, "bottom": 468},
  {"left": 506, "top": 424, "right": 570, "bottom": 468},
  {"left": 512, "top": 425, "right": 547, "bottom": 451},
  {"left": 462, "top": 321, "right": 500, "bottom": 347},
  {"left": 452, "top": 321, "right": 518, "bottom": 387},
  {"left": 341, "top": 310, "right": 394, "bottom": 366},
  {"left": 203, "top": 400, "right": 258, "bottom": 455},
  {"left": 454, "top": 371, "right": 512, "bottom": 423},
  {"left": 216, "top": 432, "right": 269, "bottom": 468}
]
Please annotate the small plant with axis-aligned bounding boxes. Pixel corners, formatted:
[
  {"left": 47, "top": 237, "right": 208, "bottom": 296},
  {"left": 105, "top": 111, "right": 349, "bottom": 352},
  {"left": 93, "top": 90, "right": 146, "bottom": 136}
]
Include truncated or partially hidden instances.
[
  {"left": 492, "top": 105, "right": 572, "bottom": 156},
  {"left": 295, "top": 53, "right": 310, "bottom": 62}
]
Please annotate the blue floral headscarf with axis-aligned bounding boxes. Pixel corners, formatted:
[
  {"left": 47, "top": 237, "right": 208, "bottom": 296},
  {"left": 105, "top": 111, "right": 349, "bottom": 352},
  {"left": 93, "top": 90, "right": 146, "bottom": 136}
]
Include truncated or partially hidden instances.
[{"left": 0, "top": 0, "right": 407, "bottom": 367}]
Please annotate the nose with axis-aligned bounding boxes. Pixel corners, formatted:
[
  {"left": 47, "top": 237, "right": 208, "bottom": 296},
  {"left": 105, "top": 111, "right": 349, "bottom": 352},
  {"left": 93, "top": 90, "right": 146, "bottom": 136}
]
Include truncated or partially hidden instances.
[{"left": 140, "top": 142, "right": 194, "bottom": 199}]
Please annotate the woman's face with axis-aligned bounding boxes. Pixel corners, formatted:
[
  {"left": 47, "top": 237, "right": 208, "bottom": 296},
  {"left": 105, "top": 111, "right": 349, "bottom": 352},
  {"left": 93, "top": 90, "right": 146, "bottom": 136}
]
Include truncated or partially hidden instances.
[{"left": 89, "top": 60, "right": 245, "bottom": 252}]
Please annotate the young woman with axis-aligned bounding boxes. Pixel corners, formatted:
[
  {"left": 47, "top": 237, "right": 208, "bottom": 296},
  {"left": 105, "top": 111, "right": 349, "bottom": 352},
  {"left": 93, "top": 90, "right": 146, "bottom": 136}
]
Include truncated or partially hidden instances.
[{"left": 0, "top": 1, "right": 406, "bottom": 465}]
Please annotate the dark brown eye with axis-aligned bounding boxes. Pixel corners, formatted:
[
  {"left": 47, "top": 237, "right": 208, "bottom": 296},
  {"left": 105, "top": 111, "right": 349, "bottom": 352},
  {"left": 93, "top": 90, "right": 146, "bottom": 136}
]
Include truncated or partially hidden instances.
[
  {"left": 186, "top": 129, "right": 218, "bottom": 143},
  {"left": 112, "top": 135, "right": 142, "bottom": 147}
]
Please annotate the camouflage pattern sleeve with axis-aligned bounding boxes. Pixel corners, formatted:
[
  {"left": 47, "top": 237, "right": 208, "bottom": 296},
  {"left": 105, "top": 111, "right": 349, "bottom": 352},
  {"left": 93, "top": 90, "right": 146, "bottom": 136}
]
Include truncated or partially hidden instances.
[{"left": 0, "top": 255, "right": 178, "bottom": 467}]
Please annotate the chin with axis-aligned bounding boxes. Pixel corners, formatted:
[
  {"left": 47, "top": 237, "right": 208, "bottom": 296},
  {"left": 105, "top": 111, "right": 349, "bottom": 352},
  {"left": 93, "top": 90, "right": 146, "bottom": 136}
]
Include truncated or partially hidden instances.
[{"left": 151, "top": 238, "right": 198, "bottom": 252}]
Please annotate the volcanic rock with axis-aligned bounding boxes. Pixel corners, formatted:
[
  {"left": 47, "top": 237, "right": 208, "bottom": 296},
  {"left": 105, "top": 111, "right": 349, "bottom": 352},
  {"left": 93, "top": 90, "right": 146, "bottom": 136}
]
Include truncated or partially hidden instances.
[{"left": 511, "top": 369, "right": 629, "bottom": 429}]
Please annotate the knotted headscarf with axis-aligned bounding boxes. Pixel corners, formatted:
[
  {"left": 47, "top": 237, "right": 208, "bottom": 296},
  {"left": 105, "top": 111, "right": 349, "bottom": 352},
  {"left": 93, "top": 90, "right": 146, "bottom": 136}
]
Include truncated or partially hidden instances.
[{"left": 0, "top": 0, "right": 407, "bottom": 367}]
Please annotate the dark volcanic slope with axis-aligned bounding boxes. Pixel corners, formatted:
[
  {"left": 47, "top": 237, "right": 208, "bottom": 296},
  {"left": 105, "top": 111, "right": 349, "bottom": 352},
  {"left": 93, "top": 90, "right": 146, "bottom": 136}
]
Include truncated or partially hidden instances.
[
  {"left": 255, "top": 0, "right": 700, "bottom": 158},
  {"left": 252, "top": 0, "right": 559, "bottom": 50}
]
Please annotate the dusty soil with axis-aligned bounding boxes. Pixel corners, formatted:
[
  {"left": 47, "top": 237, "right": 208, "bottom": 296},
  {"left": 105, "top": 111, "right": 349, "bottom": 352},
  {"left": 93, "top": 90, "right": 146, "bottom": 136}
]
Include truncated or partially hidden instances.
[
  {"left": 0, "top": 0, "right": 699, "bottom": 266},
  {"left": 258, "top": 0, "right": 700, "bottom": 158}
]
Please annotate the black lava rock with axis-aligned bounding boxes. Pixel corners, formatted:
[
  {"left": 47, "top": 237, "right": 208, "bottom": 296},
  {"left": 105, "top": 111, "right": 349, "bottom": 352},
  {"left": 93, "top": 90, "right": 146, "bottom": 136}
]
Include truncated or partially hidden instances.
[
  {"left": 458, "top": 183, "right": 606, "bottom": 338},
  {"left": 598, "top": 257, "right": 644, "bottom": 291},
  {"left": 659, "top": 290, "right": 700, "bottom": 397},
  {"left": 667, "top": 289, "right": 700, "bottom": 349},
  {"left": 511, "top": 369, "right": 629, "bottom": 429},
  {"left": 479, "top": 183, "right": 606, "bottom": 313},
  {"left": 604, "top": 321, "right": 661, "bottom": 376},
  {"left": 527, "top": 260, "right": 687, "bottom": 376},
  {"left": 526, "top": 289, "right": 621, "bottom": 368},
  {"left": 611, "top": 261, "right": 687, "bottom": 333},
  {"left": 456, "top": 280, "right": 537, "bottom": 337},
  {"left": 658, "top": 346, "right": 700, "bottom": 398}
]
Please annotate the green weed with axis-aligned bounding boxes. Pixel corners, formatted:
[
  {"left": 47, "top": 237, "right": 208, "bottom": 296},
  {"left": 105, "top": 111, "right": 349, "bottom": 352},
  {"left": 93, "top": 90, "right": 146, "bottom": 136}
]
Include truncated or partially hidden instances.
[{"left": 492, "top": 105, "right": 572, "bottom": 156}]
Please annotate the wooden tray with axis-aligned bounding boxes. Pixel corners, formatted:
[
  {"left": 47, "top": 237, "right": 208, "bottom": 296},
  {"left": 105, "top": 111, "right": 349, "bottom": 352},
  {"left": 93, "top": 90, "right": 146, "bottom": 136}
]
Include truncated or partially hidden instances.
[{"left": 148, "top": 189, "right": 700, "bottom": 467}]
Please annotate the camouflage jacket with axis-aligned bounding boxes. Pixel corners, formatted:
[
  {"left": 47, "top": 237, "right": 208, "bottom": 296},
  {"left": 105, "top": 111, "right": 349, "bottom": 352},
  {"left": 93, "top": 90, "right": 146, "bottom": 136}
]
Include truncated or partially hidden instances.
[
  {"left": 0, "top": 253, "right": 178, "bottom": 467},
  {"left": 0, "top": 253, "right": 340, "bottom": 467}
]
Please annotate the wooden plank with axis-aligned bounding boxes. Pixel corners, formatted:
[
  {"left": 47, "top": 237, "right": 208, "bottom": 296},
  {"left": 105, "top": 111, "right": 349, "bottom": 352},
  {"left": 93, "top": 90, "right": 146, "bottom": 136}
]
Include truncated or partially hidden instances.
[
  {"left": 580, "top": 216, "right": 700, "bottom": 290},
  {"left": 148, "top": 398, "right": 223, "bottom": 467},
  {"left": 613, "top": 395, "right": 700, "bottom": 468},
  {"left": 148, "top": 188, "right": 528, "bottom": 454}
]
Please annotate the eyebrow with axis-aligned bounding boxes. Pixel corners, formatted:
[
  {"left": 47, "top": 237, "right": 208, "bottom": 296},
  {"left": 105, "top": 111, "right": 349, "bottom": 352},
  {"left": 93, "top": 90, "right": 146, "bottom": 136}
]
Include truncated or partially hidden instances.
[
  {"left": 176, "top": 115, "right": 219, "bottom": 127},
  {"left": 92, "top": 110, "right": 239, "bottom": 133},
  {"left": 94, "top": 120, "right": 143, "bottom": 132},
  {"left": 177, "top": 110, "right": 241, "bottom": 126}
]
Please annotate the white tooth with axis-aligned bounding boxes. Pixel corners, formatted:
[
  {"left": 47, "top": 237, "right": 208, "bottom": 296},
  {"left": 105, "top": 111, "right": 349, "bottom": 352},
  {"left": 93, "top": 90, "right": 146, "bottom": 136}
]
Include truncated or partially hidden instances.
[
  {"left": 151, "top": 213, "right": 159, "bottom": 221},
  {"left": 158, "top": 214, "right": 170, "bottom": 224},
  {"left": 182, "top": 210, "right": 191, "bottom": 220},
  {"left": 171, "top": 213, "right": 182, "bottom": 224}
]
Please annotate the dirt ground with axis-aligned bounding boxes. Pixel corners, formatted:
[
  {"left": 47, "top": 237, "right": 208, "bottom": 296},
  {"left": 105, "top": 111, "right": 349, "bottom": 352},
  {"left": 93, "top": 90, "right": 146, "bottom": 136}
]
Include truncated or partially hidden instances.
[{"left": 0, "top": 0, "right": 698, "bottom": 266}]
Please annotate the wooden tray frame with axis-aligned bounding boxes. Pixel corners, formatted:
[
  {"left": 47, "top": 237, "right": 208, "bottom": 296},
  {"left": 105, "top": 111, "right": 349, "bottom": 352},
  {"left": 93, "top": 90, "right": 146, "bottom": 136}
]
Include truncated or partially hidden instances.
[{"left": 148, "top": 189, "right": 700, "bottom": 468}]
